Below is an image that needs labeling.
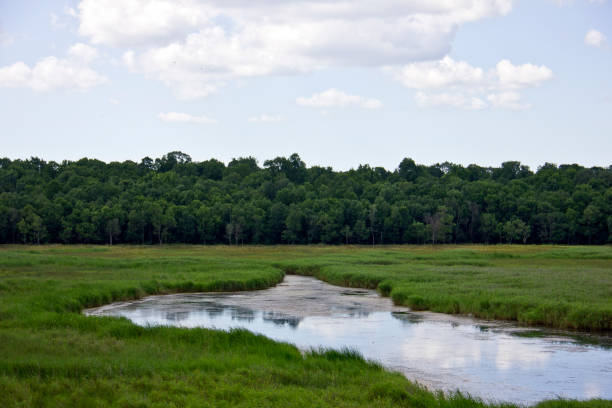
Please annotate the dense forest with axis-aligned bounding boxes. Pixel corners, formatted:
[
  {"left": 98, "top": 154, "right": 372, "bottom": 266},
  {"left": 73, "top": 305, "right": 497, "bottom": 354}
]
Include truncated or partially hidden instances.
[{"left": 0, "top": 152, "right": 610, "bottom": 245}]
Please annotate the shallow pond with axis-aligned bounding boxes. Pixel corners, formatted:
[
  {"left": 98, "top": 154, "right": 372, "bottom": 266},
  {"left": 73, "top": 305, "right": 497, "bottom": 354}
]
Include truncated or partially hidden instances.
[{"left": 85, "top": 275, "right": 612, "bottom": 405}]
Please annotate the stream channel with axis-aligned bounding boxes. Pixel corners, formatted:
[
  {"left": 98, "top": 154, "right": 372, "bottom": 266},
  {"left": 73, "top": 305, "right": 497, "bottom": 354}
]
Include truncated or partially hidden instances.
[{"left": 84, "top": 275, "right": 612, "bottom": 405}]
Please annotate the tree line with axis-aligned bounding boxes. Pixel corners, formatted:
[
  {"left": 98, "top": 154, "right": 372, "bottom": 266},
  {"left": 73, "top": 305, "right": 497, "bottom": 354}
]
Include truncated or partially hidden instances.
[{"left": 1, "top": 152, "right": 610, "bottom": 245}]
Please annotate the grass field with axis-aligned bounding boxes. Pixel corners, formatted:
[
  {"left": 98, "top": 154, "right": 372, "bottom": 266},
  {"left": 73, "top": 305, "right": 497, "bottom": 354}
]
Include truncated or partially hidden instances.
[{"left": 0, "top": 245, "right": 610, "bottom": 407}]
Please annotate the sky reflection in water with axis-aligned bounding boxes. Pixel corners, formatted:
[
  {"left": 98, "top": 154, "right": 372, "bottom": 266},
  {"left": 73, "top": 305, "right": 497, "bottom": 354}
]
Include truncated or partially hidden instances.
[{"left": 85, "top": 276, "right": 612, "bottom": 405}]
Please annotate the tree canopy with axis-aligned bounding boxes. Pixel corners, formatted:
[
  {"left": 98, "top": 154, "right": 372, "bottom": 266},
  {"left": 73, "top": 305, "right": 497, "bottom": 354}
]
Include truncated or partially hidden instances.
[{"left": 0, "top": 153, "right": 610, "bottom": 245}]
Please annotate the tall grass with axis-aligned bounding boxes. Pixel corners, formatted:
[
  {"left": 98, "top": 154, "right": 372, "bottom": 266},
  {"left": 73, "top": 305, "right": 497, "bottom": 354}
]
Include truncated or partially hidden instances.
[
  {"left": 274, "top": 245, "right": 612, "bottom": 331},
  {"left": 0, "top": 244, "right": 610, "bottom": 407}
]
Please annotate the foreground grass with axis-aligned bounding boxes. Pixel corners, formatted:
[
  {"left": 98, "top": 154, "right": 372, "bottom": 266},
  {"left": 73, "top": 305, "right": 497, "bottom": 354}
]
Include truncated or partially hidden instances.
[{"left": 0, "top": 245, "right": 610, "bottom": 407}]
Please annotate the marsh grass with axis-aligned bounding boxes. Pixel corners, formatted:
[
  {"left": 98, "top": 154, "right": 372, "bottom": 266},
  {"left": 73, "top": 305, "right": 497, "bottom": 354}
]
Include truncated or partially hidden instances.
[
  {"left": 273, "top": 246, "right": 612, "bottom": 331},
  {"left": 0, "top": 244, "right": 610, "bottom": 407}
]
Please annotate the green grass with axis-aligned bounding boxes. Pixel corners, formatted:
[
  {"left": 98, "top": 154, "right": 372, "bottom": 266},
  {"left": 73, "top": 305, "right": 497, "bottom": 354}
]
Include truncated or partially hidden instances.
[
  {"left": 0, "top": 244, "right": 610, "bottom": 407},
  {"left": 275, "top": 246, "right": 612, "bottom": 331}
]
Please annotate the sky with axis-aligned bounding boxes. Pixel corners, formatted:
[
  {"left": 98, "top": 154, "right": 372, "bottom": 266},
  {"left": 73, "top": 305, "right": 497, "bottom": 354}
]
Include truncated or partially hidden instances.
[{"left": 0, "top": 0, "right": 611, "bottom": 171}]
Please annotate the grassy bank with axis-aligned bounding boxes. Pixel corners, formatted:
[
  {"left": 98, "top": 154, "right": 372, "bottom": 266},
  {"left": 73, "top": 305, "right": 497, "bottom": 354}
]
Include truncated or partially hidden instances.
[
  {"left": 275, "top": 245, "right": 612, "bottom": 331},
  {"left": 0, "top": 245, "right": 610, "bottom": 407}
]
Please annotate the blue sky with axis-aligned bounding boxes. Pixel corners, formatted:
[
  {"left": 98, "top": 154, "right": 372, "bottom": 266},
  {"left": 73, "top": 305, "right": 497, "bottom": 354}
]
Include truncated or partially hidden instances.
[{"left": 0, "top": 0, "right": 610, "bottom": 170}]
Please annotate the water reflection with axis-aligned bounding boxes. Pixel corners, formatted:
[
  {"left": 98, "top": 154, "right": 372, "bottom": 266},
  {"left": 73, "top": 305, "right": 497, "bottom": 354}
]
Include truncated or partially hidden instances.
[
  {"left": 263, "top": 312, "right": 301, "bottom": 328},
  {"left": 85, "top": 275, "right": 612, "bottom": 405},
  {"left": 165, "top": 311, "right": 189, "bottom": 322},
  {"left": 391, "top": 311, "right": 424, "bottom": 324}
]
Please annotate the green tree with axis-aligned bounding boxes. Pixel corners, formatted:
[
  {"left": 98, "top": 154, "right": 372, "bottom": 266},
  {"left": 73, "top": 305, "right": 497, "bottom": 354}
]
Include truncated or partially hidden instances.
[
  {"left": 480, "top": 213, "right": 498, "bottom": 245},
  {"left": 75, "top": 222, "right": 96, "bottom": 243},
  {"left": 352, "top": 219, "right": 369, "bottom": 244},
  {"left": 405, "top": 221, "right": 426, "bottom": 244},
  {"left": 582, "top": 204, "right": 602, "bottom": 244},
  {"left": 283, "top": 206, "right": 303, "bottom": 244},
  {"left": 340, "top": 225, "right": 352, "bottom": 244},
  {"left": 101, "top": 204, "right": 123, "bottom": 245},
  {"left": 127, "top": 209, "right": 146, "bottom": 244},
  {"left": 0, "top": 153, "right": 610, "bottom": 246},
  {"left": 17, "top": 206, "right": 45, "bottom": 244},
  {"left": 398, "top": 158, "right": 418, "bottom": 182},
  {"left": 425, "top": 207, "right": 453, "bottom": 244},
  {"left": 106, "top": 218, "right": 121, "bottom": 246},
  {"left": 503, "top": 218, "right": 528, "bottom": 244}
]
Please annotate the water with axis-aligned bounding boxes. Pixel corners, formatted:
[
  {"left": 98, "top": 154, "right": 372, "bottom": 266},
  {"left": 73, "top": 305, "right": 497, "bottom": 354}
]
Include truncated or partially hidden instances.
[{"left": 84, "top": 275, "right": 612, "bottom": 405}]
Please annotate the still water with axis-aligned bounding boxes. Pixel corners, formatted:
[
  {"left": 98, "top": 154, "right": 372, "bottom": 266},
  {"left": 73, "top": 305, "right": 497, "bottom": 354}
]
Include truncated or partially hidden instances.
[{"left": 85, "top": 275, "right": 612, "bottom": 405}]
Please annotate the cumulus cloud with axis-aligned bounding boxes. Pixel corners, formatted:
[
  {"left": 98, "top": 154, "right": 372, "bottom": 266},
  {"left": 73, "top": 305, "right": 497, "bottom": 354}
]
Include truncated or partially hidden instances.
[
  {"left": 159, "top": 112, "right": 217, "bottom": 124},
  {"left": 387, "top": 56, "right": 552, "bottom": 110},
  {"left": 415, "top": 92, "right": 486, "bottom": 110},
  {"left": 487, "top": 91, "right": 530, "bottom": 110},
  {"left": 0, "top": 44, "right": 107, "bottom": 92},
  {"left": 77, "top": 0, "right": 214, "bottom": 47},
  {"left": 0, "top": 62, "right": 31, "bottom": 88},
  {"left": 68, "top": 43, "right": 100, "bottom": 63},
  {"left": 297, "top": 89, "right": 382, "bottom": 109},
  {"left": 73, "top": 0, "right": 514, "bottom": 98},
  {"left": 248, "top": 114, "right": 283, "bottom": 123},
  {"left": 495, "top": 59, "right": 553, "bottom": 88},
  {"left": 585, "top": 29, "right": 606, "bottom": 47},
  {"left": 386, "top": 56, "right": 485, "bottom": 90},
  {"left": 51, "top": 7, "right": 80, "bottom": 29}
]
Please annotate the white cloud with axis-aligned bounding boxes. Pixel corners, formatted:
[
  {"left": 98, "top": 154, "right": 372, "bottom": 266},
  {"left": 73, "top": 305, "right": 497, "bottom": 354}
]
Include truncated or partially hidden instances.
[
  {"left": 122, "top": 51, "right": 136, "bottom": 69},
  {"left": 0, "top": 62, "right": 31, "bottom": 88},
  {"left": 585, "top": 29, "right": 606, "bottom": 47},
  {"left": 28, "top": 58, "right": 107, "bottom": 92},
  {"left": 76, "top": 0, "right": 513, "bottom": 49},
  {"left": 158, "top": 112, "right": 217, "bottom": 124},
  {"left": 495, "top": 59, "right": 553, "bottom": 88},
  {"left": 297, "top": 89, "right": 382, "bottom": 110},
  {"left": 74, "top": 0, "right": 514, "bottom": 98},
  {"left": 77, "top": 0, "right": 214, "bottom": 47},
  {"left": 68, "top": 43, "right": 100, "bottom": 63},
  {"left": 248, "top": 114, "right": 283, "bottom": 123},
  {"left": 415, "top": 92, "right": 486, "bottom": 110},
  {"left": 487, "top": 91, "right": 530, "bottom": 110},
  {"left": 385, "top": 56, "right": 485, "bottom": 90},
  {"left": 0, "top": 44, "right": 108, "bottom": 92},
  {"left": 51, "top": 7, "right": 80, "bottom": 29},
  {"left": 388, "top": 56, "right": 552, "bottom": 110}
]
